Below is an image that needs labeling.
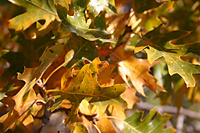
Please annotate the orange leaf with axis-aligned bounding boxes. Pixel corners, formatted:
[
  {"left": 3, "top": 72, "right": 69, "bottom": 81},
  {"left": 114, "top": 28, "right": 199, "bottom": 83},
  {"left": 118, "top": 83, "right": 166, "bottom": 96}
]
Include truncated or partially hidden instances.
[
  {"left": 118, "top": 57, "right": 165, "bottom": 96},
  {"left": 121, "top": 87, "right": 140, "bottom": 109},
  {"left": 98, "top": 63, "right": 116, "bottom": 87}
]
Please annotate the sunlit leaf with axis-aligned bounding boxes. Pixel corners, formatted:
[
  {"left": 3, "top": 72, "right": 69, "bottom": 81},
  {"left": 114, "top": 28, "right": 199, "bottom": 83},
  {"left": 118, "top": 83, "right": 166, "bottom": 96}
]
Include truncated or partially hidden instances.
[
  {"left": 88, "top": 0, "right": 116, "bottom": 17},
  {"left": 92, "top": 102, "right": 117, "bottom": 133},
  {"left": 0, "top": 92, "right": 36, "bottom": 132},
  {"left": 135, "top": 24, "right": 200, "bottom": 87},
  {"left": 8, "top": 0, "right": 59, "bottom": 31},
  {"left": 118, "top": 57, "right": 165, "bottom": 96},
  {"left": 49, "top": 58, "right": 126, "bottom": 124},
  {"left": 121, "top": 87, "right": 140, "bottom": 109},
  {"left": 57, "top": 2, "right": 114, "bottom": 42},
  {"left": 124, "top": 107, "right": 176, "bottom": 133},
  {"left": 108, "top": 106, "right": 126, "bottom": 131}
]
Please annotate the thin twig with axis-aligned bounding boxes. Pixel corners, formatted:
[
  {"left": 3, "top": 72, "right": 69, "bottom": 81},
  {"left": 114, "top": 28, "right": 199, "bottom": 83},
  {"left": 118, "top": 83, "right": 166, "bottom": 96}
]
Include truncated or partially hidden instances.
[{"left": 135, "top": 101, "right": 200, "bottom": 120}]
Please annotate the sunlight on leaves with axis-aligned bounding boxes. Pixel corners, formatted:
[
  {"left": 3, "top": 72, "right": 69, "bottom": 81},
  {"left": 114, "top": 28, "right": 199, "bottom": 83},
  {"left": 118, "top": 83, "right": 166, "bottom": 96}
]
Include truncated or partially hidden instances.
[
  {"left": 49, "top": 58, "right": 126, "bottom": 124},
  {"left": 57, "top": 1, "right": 114, "bottom": 42},
  {"left": 8, "top": 0, "right": 59, "bottom": 31},
  {"left": 124, "top": 107, "right": 176, "bottom": 133},
  {"left": 118, "top": 57, "right": 166, "bottom": 96},
  {"left": 135, "top": 24, "right": 200, "bottom": 87}
]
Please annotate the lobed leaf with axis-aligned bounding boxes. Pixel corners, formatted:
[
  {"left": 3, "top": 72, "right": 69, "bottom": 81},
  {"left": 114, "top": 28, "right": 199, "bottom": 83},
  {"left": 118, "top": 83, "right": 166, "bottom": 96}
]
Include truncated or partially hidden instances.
[
  {"left": 118, "top": 57, "right": 165, "bottom": 96},
  {"left": 135, "top": 24, "right": 200, "bottom": 87},
  {"left": 0, "top": 47, "right": 74, "bottom": 131},
  {"left": 57, "top": 2, "right": 115, "bottom": 42},
  {"left": 48, "top": 58, "right": 126, "bottom": 124},
  {"left": 14, "top": 45, "right": 73, "bottom": 109},
  {"left": 8, "top": 0, "right": 59, "bottom": 31},
  {"left": 124, "top": 107, "right": 176, "bottom": 133}
]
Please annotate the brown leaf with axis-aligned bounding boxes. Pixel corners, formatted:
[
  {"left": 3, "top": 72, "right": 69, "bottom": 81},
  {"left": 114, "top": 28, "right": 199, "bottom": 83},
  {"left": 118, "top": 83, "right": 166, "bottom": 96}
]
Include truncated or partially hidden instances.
[
  {"left": 115, "top": 0, "right": 132, "bottom": 13},
  {"left": 0, "top": 93, "right": 36, "bottom": 131},
  {"left": 97, "top": 63, "right": 116, "bottom": 87},
  {"left": 111, "top": 45, "right": 134, "bottom": 61},
  {"left": 106, "top": 13, "right": 129, "bottom": 38},
  {"left": 118, "top": 57, "right": 165, "bottom": 96}
]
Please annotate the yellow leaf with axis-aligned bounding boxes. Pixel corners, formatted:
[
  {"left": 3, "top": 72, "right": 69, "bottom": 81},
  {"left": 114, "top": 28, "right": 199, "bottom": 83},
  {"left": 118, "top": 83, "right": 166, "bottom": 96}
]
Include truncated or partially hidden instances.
[{"left": 108, "top": 106, "right": 126, "bottom": 131}]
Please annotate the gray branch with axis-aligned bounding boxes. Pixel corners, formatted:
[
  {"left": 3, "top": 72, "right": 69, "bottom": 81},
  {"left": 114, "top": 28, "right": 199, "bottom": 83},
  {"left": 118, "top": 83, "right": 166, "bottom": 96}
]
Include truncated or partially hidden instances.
[{"left": 135, "top": 101, "right": 200, "bottom": 120}]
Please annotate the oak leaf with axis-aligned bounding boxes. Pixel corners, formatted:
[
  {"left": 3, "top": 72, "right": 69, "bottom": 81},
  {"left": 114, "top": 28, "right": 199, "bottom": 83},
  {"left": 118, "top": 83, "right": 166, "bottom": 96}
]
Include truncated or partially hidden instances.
[
  {"left": 124, "top": 107, "right": 176, "bottom": 133},
  {"left": 57, "top": 1, "right": 114, "bottom": 42},
  {"left": 121, "top": 87, "right": 140, "bottom": 109},
  {"left": 49, "top": 58, "right": 126, "bottom": 124},
  {"left": 135, "top": 24, "right": 200, "bottom": 87},
  {"left": 8, "top": 0, "right": 59, "bottom": 31},
  {"left": 118, "top": 57, "right": 165, "bottom": 96}
]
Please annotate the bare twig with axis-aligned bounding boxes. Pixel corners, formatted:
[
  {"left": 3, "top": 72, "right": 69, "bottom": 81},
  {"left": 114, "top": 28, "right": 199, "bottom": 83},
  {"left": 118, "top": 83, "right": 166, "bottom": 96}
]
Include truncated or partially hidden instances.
[
  {"left": 135, "top": 101, "right": 200, "bottom": 120},
  {"left": 176, "top": 114, "right": 185, "bottom": 133}
]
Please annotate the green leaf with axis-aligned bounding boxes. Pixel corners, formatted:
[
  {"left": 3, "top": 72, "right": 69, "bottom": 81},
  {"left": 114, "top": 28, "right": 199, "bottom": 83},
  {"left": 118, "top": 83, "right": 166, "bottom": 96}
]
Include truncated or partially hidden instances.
[
  {"left": 134, "top": 0, "right": 164, "bottom": 13},
  {"left": 8, "top": 0, "right": 59, "bottom": 31},
  {"left": 124, "top": 107, "right": 176, "bottom": 133},
  {"left": 13, "top": 45, "right": 73, "bottom": 109},
  {"left": 57, "top": 2, "right": 114, "bottom": 42},
  {"left": 0, "top": 83, "right": 18, "bottom": 101},
  {"left": 135, "top": 24, "right": 200, "bottom": 87}
]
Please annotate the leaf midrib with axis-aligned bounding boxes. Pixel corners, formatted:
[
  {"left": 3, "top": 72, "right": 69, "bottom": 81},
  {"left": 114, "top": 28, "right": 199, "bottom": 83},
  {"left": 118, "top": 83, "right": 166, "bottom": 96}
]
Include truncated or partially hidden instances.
[{"left": 26, "top": 0, "right": 57, "bottom": 15}]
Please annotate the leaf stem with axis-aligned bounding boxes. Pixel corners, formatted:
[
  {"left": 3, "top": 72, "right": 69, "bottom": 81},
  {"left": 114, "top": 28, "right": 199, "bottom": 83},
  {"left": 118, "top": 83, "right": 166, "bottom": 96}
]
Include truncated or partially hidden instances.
[{"left": 93, "top": 124, "right": 102, "bottom": 133}]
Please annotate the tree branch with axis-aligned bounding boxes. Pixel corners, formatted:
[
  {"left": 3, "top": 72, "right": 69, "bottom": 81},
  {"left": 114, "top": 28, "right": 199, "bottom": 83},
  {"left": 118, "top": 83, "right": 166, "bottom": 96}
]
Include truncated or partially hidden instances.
[{"left": 135, "top": 101, "right": 200, "bottom": 120}]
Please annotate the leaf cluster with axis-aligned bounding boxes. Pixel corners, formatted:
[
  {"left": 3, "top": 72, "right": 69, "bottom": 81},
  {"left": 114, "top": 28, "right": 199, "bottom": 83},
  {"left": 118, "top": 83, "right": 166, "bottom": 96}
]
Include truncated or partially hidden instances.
[{"left": 0, "top": 0, "right": 200, "bottom": 132}]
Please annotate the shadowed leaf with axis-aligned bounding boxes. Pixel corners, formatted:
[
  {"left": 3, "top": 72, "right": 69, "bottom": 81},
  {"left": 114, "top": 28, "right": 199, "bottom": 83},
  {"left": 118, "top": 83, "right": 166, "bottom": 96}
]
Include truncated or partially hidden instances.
[
  {"left": 134, "top": 0, "right": 164, "bottom": 13},
  {"left": 14, "top": 45, "right": 73, "bottom": 109}
]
